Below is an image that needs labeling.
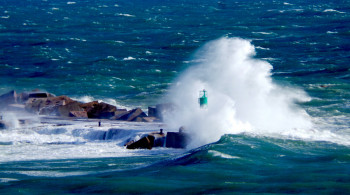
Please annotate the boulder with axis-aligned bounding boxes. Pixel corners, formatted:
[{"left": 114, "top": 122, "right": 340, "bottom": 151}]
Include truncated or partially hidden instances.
[
  {"left": 18, "top": 90, "right": 55, "bottom": 103},
  {"left": 0, "top": 90, "right": 17, "bottom": 109},
  {"left": 58, "top": 101, "right": 85, "bottom": 117},
  {"left": 116, "top": 108, "right": 147, "bottom": 121},
  {"left": 127, "top": 108, "right": 147, "bottom": 121},
  {"left": 69, "top": 111, "right": 88, "bottom": 118},
  {"left": 27, "top": 96, "right": 76, "bottom": 115},
  {"left": 112, "top": 109, "right": 131, "bottom": 120},
  {"left": 25, "top": 98, "right": 48, "bottom": 113},
  {"left": 0, "top": 120, "right": 6, "bottom": 129},
  {"left": 148, "top": 106, "right": 157, "bottom": 117},
  {"left": 80, "top": 101, "right": 117, "bottom": 119},
  {"left": 126, "top": 135, "right": 155, "bottom": 149},
  {"left": 165, "top": 132, "right": 189, "bottom": 149}
]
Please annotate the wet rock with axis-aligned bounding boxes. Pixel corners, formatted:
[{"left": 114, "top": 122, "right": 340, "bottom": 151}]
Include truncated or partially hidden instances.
[
  {"left": 19, "top": 90, "right": 55, "bottom": 103},
  {"left": 0, "top": 120, "right": 6, "bottom": 129},
  {"left": 148, "top": 106, "right": 157, "bottom": 117},
  {"left": 151, "top": 132, "right": 166, "bottom": 147},
  {"left": 126, "top": 135, "right": 155, "bottom": 149},
  {"left": 112, "top": 109, "right": 131, "bottom": 120},
  {"left": 112, "top": 108, "right": 147, "bottom": 121},
  {"left": 58, "top": 101, "right": 85, "bottom": 117},
  {"left": 69, "top": 111, "right": 88, "bottom": 118},
  {"left": 29, "top": 96, "right": 78, "bottom": 115},
  {"left": 25, "top": 98, "right": 48, "bottom": 113},
  {"left": 165, "top": 132, "right": 189, "bottom": 149},
  {"left": 80, "top": 101, "right": 117, "bottom": 119}
]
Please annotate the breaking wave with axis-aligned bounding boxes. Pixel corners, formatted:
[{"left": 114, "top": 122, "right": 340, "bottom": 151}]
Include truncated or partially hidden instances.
[{"left": 164, "top": 37, "right": 314, "bottom": 147}]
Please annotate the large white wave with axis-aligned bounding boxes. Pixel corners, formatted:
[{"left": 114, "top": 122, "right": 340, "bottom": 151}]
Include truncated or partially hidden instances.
[{"left": 164, "top": 37, "right": 314, "bottom": 147}]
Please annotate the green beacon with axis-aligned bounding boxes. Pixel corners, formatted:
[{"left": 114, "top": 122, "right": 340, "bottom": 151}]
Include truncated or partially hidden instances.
[{"left": 199, "top": 89, "right": 208, "bottom": 108}]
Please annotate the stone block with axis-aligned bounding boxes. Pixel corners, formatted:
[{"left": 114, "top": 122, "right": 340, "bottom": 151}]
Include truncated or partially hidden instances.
[
  {"left": 165, "top": 132, "right": 189, "bottom": 149},
  {"left": 69, "top": 111, "right": 88, "bottom": 118}
]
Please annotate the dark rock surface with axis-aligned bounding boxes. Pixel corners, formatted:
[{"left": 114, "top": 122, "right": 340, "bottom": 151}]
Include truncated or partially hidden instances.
[{"left": 80, "top": 101, "right": 117, "bottom": 119}]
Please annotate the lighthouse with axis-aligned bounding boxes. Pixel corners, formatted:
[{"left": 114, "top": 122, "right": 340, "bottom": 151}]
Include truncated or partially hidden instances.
[{"left": 199, "top": 89, "right": 208, "bottom": 108}]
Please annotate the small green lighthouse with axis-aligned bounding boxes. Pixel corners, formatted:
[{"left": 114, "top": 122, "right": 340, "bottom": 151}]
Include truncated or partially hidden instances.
[{"left": 199, "top": 89, "right": 208, "bottom": 108}]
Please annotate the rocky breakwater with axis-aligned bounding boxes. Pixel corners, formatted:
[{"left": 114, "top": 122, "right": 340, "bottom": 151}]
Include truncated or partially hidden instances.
[
  {"left": 0, "top": 89, "right": 161, "bottom": 123},
  {"left": 0, "top": 90, "right": 189, "bottom": 149}
]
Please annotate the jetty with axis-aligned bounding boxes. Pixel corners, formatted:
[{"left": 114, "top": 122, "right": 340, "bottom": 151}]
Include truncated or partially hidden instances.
[{"left": 0, "top": 89, "right": 189, "bottom": 149}]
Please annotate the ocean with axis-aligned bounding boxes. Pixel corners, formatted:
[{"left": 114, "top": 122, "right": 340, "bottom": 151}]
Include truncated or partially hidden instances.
[{"left": 0, "top": 0, "right": 350, "bottom": 193}]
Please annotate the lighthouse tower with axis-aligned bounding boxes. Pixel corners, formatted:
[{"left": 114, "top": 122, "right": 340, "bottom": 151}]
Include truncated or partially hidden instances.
[{"left": 199, "top": 89, "right": 208, "bottom": 109}]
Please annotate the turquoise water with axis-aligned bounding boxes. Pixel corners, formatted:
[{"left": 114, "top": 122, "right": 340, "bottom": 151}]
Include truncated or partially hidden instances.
[{"left": 0, "top": 0, "right": 350, "bottom": 193}]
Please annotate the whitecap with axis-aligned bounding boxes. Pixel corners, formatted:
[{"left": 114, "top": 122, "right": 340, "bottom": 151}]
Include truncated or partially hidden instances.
[
  {"left": 208, "top": 150, "right": 240, "bottom": 159},
  {"left": 117, "top": 13, "right": 135, "bottom": 17},
  {"left": 323, "top": 9, "right": 345, "bottom": 14},
  {"left": 123, "top": 56, "right": 136, "bottom": 61},
  {"left": 256, "top": 46, "right": 270, "bottom": 50},
  {"left": 115, "top": 41, "right": 125, "bottom": 44},
  {"left": 0, "top": 178, "right": 19, "bottom": 183},
  {"left": 252, "top": 32, "right": 275, "bottom": 35},
  {"left": 67, "top": 2, "right": 76, "bottom": 5},
  {"left": 327, "top": 31, "right": 338, "bottom": 34}
]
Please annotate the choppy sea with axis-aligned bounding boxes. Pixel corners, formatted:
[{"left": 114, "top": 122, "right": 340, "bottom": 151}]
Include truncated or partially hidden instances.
[{"left": 0, "top": 0, "right": 350, "bottom": 194}]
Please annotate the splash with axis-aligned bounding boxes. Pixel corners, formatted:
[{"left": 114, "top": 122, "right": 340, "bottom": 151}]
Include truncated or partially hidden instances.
[{"left": 164, "top": 37, "right": 313, "bottom": 147}]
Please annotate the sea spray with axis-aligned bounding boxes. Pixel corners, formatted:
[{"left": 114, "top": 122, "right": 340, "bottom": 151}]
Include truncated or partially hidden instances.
[{"left": 164, "top": 37, "right": 313, "bottom": 147}]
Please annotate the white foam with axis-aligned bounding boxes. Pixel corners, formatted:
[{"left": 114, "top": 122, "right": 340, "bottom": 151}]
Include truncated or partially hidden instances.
[
  {"left": 117, "top": 13, "right": 135, "bottom": 17},
  {"left": 123, "top": 56, "right": 136, "bottom": 61},
  {"left": 208, "top": 150, "right": 240, "bottom": 159},
  {"left": 164, "top": 37, "right": 314, "bottom": 147},
  {"left": 323, "top": 9, "right": 345, "bottom": 14},
  {"left": 0, "top": 118, "right": 166, "bottom": 163}
]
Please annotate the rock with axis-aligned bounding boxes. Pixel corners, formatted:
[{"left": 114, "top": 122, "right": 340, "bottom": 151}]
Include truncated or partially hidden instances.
[
  {"left": 126, "top": 135, "right": 155, "bottom": 149},
  {"left": 126, "top": 108, "right": 147, "bottom": 121},
  {"left": 115, "top": 109, "right": 128, "bottom": 115},
  {"left": 165, "top": 132, "right": 189, "bottom": 148},
  {"left": 69, "top": 111, "right": 88, "bottom": 118},
  {"left": 28, "top": 96, "right": 77, "bottom": 115},
  {"left": 113, "top": 108, "right": 147, "bottom": 121},
  {"left": 18, "top": 90, "right": 55, "bottom": 103},
  {"left": 58, "top": 101, "right": 85, "bottom": 117},
  {"left": 25, "top": 98, "right": 47, "bottom": 113},
  {"left": 112, "top": 110, "right": 131, "bottom": 120},
  {"left": 0, "top": 120, "right": 6, "bottom": 129},
  {"left": 148, "top": 106, "right": 157, "bottom": 117},
  {"left": 142, "top": 117, "right": 159, "bottom": 122},
  {"left": 80, "top": 101, "right": 117, "bottom": 119},
  {"left": 0, "top": 90, "right": 17, "bottom": 109},
  {"left": 151, "top": 132, "right": 166, "bottom": 147}
]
